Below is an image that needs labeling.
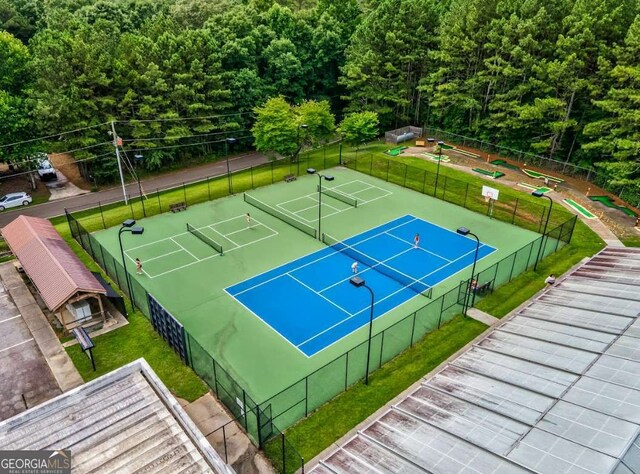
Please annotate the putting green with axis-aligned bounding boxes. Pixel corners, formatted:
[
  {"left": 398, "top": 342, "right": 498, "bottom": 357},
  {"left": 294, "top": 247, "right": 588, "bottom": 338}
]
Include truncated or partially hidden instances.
[{"left": 563, "top": 198, "right": 597, "bottom": 219}]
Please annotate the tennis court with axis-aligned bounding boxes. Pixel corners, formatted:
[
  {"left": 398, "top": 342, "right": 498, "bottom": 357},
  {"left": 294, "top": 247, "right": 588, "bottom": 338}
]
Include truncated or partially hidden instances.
[
  {"left": 227, "top": 215, "right": 495, "bottom": 356},
  {"left": 93, "top": 167, "right": 540, "bottom": 400}
]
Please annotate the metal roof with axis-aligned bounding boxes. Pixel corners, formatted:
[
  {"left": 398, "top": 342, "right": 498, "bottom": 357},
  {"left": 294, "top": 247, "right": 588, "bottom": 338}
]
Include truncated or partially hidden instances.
[
  {"left": 309, "top": 247, "right": 640, "bottom": 474},
  {"left": 1, "top": 215, "right": 106, "bottom": 312},
  {"left": 0, "top": 359, "right": 233, "bottom": 473}
]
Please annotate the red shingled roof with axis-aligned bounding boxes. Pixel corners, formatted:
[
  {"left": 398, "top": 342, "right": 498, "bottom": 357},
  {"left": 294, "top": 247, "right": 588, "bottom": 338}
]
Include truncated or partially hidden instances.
[{"left": 1, "top": 215, "right": 106, "bottom": 312}]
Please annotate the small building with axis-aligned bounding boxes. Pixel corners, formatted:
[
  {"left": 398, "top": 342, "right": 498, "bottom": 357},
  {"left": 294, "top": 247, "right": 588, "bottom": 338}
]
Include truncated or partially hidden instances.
[
  {"left": 1, "top": 215, "right": 110, "bottom": 332},
  {"left": 0, "top": 358, "right": 234, "bottom": 473}
]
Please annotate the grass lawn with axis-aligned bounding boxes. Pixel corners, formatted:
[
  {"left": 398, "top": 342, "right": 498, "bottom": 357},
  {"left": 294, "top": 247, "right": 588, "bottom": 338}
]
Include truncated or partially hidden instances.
[
  {"left": 621, "top": 234, "right": 640, "bottom": 247},
  {"left": 281, "top": 316, "right": 487, "bottom": 464},
  {"left": 66, "top": 312, "right": 208, "bottom": 402}
]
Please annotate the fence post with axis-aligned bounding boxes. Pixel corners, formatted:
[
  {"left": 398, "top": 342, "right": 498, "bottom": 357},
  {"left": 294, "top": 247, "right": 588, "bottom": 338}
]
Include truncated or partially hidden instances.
[
  {"left": 222, "top": 425, "right": 228, "bottom": 463},
  {"left": 98, "top": 202, "right": 106, "bottom": 229},
  {"left": 437, "top": 296, "right": 445, "bottom": 328},
  {"left": 282, "top": 434, "right": 286, "bottom": 474},
  {"left": 463, "top": 183, "right": 469, "bottom": 208},
  {"left": 410, "top": 312, "right": 417, "bottom": 345},
  {"left": 305, "top": 377, "right": 308, "bottom": 416},
  {"left": 212, "top": 359, "right": 219, "bottom": 396},
  {"left": 156, "top": 189, "right": 161, "bottom": 212},
  {"left": 344, "top": 352, "right": 349, "bottom": 390},
  {"left": 339, "top": 142, "right": 343, "bottom": 165},
  {"left": 271, "top": 161, "right": 274, "bottom": 184},
  {"left": 386, "top": 159, "right": 390, "bottom": 181},
  {"left": 207, "top": 177, "right": 211, "bottom": 201},
  {"left": 511, "top": 198, "right": 519, "bottom": 224},
  {"left": 243, "top": 390, "right": 248, "bottom": 430},
  {"left": 182, "top": 183, "right": 187, "bottom": 204},
  {"left": 379, "top": 332, "right": 385, "bottom": 368}
]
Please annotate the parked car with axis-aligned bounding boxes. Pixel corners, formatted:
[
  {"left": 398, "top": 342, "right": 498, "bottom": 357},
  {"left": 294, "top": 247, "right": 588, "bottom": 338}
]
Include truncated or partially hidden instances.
[
  {"left": 36, "top": 154, "right": 57, "bottom": 181},
  {"left": 0, "top": 192, "right": 32, "bottom": 211}
]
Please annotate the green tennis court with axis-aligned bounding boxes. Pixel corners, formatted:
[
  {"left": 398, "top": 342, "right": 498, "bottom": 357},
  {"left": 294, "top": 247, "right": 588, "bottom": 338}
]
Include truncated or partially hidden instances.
[{"left": 92, "top": 167, "right": 541, "bottom": 402}]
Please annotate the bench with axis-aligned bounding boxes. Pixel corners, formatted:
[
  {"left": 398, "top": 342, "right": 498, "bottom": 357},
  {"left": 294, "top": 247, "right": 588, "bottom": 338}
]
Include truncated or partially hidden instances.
[
  {"left": 72, "top": 327, "right": 96, "bottom": 371},
  {"left": 284, "top": 174, "right": 297, "bottom": 183},
  {"left": 170, "top": 202, "right": 187, "bottom": 212},
  {"left": 415, "top": 139, "right": 426, "bottom": 147},
  {"left": 472, "top": 281, "right": 492, "bottom": 295}
]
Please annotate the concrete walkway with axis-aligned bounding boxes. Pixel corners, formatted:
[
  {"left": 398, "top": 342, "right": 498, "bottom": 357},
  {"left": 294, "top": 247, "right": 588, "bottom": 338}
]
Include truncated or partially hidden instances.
[
  {"left": 466, "top": 308, "right": 500, "bottom": 326},
  {"left": 183, "top": 393, "right": 275, "bottom": 474}
]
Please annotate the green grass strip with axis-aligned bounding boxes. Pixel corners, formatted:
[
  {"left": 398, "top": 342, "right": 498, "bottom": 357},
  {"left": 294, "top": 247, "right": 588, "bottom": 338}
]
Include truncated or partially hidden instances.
[
  {"left": 589, "top": 196, "right": 637, "bottom": 217},
  {"left": 564, "top": 198, "right": 597, "bottom": 219},
  {"left": 491, "top": 159, "right": 520, "bottom": 170},
  {"left": 522, "top": 168, "right": 564, "bottom": 183},
  {"left": 285, "top": 316, "right": 487, "bottom": 464},
  {"left": 472, "top": 168, "right": 505, "bottom": 179}
]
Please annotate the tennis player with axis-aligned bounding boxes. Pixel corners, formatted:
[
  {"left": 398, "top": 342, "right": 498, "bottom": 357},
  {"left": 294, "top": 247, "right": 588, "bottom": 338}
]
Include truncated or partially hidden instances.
[
  {"left": 135, "top": 258, "right": 143, "bottom": 275},
  {"left": 414, "top": 233, "right": 420, "bottom": 249},
  {"left": 351, "top": 261, "right": 359, "bottom": 274},
  {"left": 246, "top": 212, "right": 252, "bottom": 228}
]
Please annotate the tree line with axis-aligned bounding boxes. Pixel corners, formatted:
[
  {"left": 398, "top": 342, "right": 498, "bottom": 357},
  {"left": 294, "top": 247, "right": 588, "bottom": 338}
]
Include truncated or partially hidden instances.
[{"left": 0, "top": 0, "right": 638, "bottom": 200}]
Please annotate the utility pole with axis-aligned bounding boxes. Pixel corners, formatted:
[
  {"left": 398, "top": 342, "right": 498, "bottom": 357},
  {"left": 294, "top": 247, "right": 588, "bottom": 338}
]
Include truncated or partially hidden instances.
[{"left": 111, "top": 121, "right": 128, "bottom": 204}]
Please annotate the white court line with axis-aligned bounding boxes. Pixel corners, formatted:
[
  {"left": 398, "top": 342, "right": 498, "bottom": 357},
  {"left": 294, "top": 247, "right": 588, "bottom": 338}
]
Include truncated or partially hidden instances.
[
  {"left": 231, "top": 216, "right": 419, "bottom": 297},
  {"left": 148, "top": 231, "right": 278, "bottom": 279},
  {"left": 127, "top": 214, "right": 247, "bottom": 252},
  {"left": 0, "top": 315, "right": 21, "bottom": 324},
  {"left": 286, "top": 274, "right": 352, "bottom": 316},
  {"left": 222, "top": 286, "right": 311, "bottom": 358},
  {"left": 0, "top": 338, "right": 33, "bottom": 353},
  {"left": 172, "top": 237, "right": 200, "bottom": 262},
  {"left": 135, "top": 249, "right": 185, "bottom": 263},
  {"left": 384, "top": 231, "right": 453, "bottom": 262},
  {"left": 298, "top": 245, "right": 494, "bottom": 349}
]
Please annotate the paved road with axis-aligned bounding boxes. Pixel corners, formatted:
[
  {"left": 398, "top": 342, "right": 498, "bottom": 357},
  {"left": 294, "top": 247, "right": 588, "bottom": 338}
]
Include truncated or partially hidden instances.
[{"left": 0, "top": 151, "right": 269, "bottom": 227}]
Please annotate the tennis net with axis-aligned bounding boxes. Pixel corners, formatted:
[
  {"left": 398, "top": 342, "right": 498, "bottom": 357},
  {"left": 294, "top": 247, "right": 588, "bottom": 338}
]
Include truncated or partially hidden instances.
[
  {"left": 323, "top": 233, "right": 432, "bottom": 298},
  {"left": 244, "top": 193, "right": 317, "bottom": 239},
  {"left": 186, "top": 223, "right": 223, "bottom": 255},
  {"left": 318, "top": 185, "right": 358, "bottom": 207}
]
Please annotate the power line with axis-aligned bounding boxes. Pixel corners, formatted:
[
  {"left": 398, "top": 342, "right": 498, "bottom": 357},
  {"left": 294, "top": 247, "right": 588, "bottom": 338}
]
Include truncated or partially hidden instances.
[
  {"left": 120, "top": 130, "right": 249, "bottom": 142},
  {"left": 0, "top": 122, "right": 112, "bottom": 150},
  {"left": 115, "top": 111, "right": 254, "bottom": 124},
  {"left": 122, "top": 135, "right": 252, "bottom": 154}
]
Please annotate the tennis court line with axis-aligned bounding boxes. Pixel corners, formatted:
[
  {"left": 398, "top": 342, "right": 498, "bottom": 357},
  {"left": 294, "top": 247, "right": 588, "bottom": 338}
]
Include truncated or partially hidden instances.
[
  {"left": 146, "top": 231, "right": 279, "bottom": 279},
  {"left": 222, "top": 286, "right": 312, "bottom": 358},
  {"left": 229, "top": 216, "right": 419, "bottom": 297},
  {"left": 384, "top": 231, "right": 453, "bottom": 262},
  {"left": 126, "top": 214, "right": 249, "bottom": 252},
  {"left": 140, "top": 248, "right": 189, "bottom": 263},
  {"left": 172, "top": 236, "right": 200, "bottom": 262},
  {"left": 286, "top": 274, "right": 352, "bottom": 316},
  {"left": 274, "top": 180, "right": 393, "bottom": 224},
  {"left": 297, "top": 244, "right": 495, "bottom": 351}
]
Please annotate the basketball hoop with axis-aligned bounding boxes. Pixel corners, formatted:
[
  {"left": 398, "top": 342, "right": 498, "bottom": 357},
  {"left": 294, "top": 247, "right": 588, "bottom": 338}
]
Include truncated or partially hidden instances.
[{"left": 484, "top": 195, "right": 492, "bottom": 203}]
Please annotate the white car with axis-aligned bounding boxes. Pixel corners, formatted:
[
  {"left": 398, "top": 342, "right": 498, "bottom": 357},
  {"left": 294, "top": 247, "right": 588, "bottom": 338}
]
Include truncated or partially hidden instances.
[
  {"left": 36, "top": 156, "right": 57, "bottom": 181},
  {"left": 0, "top": 192, "right": 32, "bottom": 211}
]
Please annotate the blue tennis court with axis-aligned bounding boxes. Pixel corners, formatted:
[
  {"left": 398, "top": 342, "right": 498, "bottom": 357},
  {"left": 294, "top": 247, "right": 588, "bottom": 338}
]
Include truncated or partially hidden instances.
[{"left": 226, "top": 215, "right": 496, "bottom": 356}]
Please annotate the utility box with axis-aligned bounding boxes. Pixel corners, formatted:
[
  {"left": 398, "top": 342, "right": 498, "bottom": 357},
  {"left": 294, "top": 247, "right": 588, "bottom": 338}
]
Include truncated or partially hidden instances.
[{"left": 66, "top": 300, "right": 92, "bottom": 323}]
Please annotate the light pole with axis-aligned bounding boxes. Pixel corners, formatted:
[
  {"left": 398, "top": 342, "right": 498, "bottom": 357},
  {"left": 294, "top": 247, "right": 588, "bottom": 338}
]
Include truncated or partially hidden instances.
[
  {"left": 133, "top": 154, "right": 146, "bottom": 218},
  {"left": 118, "top": 219, "right": 144, "bottom": 312},
  {"left": 307, "top": 168, "right": 334, "bottom": 239},
  {"left": 350, "top": 276, "right": 375, "bottom": 385},
  {"left": 532, "top": 191, "right": 553, "bottom": 271},
  {"left": 225, "top": 137, "right": 237, "bottom": 195},
  {"left": 456, "top": 227, "right": 480, "bottom": 316},
  {"left": 295, "top": 124, "right": 308, "bottom": 175},
  {"left": 434, "top": 140, "right": 444, "bottom": 197}
]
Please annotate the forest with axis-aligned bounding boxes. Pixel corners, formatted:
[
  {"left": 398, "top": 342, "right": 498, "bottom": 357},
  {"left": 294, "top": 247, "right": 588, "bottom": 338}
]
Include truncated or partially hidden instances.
[{"left": 0, "top": 0, "right": 638, "bottom": 200}]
